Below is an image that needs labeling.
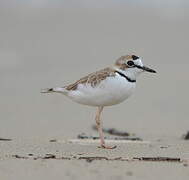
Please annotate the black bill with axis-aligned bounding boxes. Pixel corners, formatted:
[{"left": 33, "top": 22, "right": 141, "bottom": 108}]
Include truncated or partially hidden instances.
[{"left": 135, "top": 65, "right": 156, "bottom": 73}]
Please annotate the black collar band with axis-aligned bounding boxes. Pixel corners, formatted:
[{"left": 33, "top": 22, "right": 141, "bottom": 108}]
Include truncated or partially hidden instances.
[{"left": 115, "top": 71, "right": 136, "bottom": 83}]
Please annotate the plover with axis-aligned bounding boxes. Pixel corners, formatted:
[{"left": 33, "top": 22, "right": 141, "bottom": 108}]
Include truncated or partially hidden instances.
[{"left": 41, "top": 55, "right": 156, "bottom": 149}]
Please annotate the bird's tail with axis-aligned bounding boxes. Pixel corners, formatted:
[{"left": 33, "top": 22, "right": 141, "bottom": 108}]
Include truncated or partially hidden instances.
[{"left": 41, "top": 87, "right": 67, "bottom": 94}]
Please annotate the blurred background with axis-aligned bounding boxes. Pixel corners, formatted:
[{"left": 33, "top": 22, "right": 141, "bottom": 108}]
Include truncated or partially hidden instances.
[{"left": 0, "top": 0, "right": 188, "bottom": 140}]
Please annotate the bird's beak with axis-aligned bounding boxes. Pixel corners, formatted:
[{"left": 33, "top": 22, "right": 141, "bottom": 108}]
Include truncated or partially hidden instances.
[
  {"left": 141, "top": 66, "right": 156, "bottom": 73},
  {"left": 135, "top": 65, "right": 156, "bottom": 73}
]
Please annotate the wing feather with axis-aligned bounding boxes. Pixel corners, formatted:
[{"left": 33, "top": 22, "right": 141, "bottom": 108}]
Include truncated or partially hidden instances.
[{"left": 65, "top": 67, "right": 115, "bottom": 91}]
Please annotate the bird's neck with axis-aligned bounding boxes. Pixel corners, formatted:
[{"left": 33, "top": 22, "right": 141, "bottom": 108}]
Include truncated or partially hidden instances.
[{"left": 113, "top": 66, "right": 137, "bottom": 82}]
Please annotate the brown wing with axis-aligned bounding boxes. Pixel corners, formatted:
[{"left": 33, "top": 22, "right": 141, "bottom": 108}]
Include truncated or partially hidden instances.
[{"left": 65, "top": 67, "right": 115, "bottom": 91}]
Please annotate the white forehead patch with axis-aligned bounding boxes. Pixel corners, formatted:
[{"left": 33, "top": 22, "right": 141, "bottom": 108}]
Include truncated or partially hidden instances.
[{"left": 134, "top": 59, "right": 143, "bottom": 67}]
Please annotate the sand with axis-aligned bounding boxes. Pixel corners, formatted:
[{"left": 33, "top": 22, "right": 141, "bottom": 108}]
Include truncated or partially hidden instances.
[
  {"left": 0, "top": 138, "right": 189, "bottom": 180},
  {"left": 0, "top": 0, "right": 189, "bottom": 179}
]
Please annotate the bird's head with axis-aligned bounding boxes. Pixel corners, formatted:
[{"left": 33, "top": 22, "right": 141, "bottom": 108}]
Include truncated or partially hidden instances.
[{"left": 114, "top": 55, "right": 156, "bottom": 80}]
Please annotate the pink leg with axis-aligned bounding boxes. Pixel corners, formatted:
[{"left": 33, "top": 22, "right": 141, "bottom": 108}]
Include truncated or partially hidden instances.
[{"left": 95, "top": 107, "right": 116, "bottom": 149}]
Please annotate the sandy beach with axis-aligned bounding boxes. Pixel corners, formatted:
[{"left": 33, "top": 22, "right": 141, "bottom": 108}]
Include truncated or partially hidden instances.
[
  {"left": 0, "top": 0, "right": 189, "bottom": 179},
  {"left": 0, "top": 137, "right": 189, "bottom": 180}
]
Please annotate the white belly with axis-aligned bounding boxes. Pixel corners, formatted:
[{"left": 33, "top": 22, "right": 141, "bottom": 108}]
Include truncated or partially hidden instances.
[{"left": 67, "top": 75, "right": 136, "bottom": 106}]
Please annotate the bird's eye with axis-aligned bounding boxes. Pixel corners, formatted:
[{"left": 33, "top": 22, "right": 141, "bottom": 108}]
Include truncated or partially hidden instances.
[{"left": 127, "top": 61, "right": 134, "bottom": 67}]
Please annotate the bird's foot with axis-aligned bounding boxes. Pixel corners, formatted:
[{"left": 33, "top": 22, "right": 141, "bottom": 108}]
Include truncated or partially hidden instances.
[{"left": 98, "top": 144, "right": 117, "bottom": 149}]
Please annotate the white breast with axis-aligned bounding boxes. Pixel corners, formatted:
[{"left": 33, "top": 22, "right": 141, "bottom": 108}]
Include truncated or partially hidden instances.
[{"left": 67, "top": 74, "right": 136, "bottom": 107}]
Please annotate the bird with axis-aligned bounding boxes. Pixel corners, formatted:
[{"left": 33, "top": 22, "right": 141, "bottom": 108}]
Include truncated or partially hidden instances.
[{"left": 41, "top": 55, "right": 156, "bottom": 149}]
